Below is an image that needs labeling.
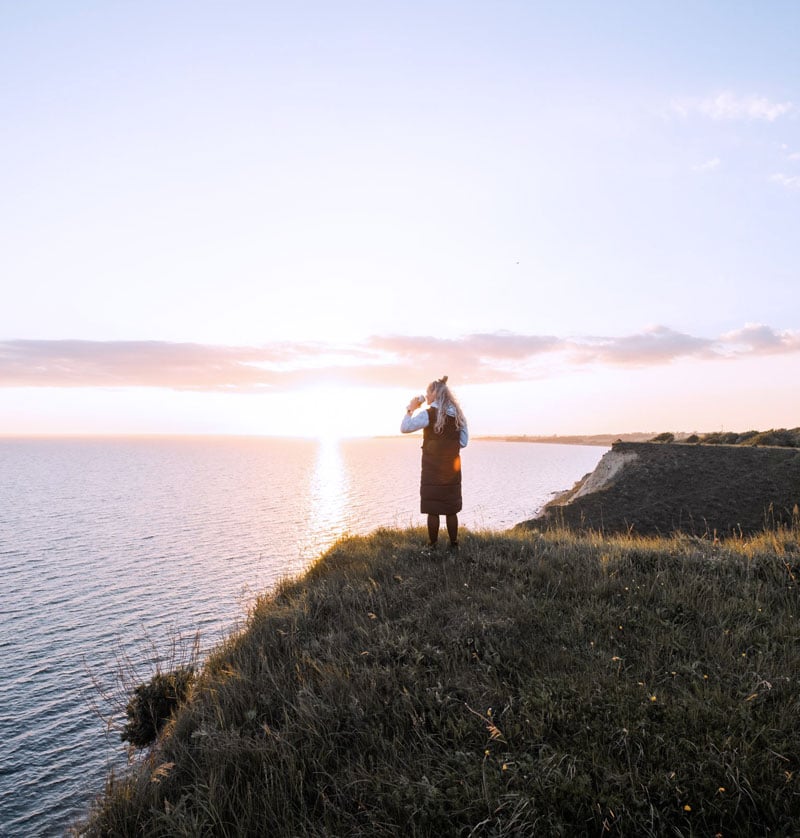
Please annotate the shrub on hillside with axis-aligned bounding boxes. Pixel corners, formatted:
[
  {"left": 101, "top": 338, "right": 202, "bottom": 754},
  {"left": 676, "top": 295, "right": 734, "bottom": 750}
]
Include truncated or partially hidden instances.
[
  {"left": 692, "top": 428, "right": 800, "bottom": 447},
  {"left": 650, "top": 432, "right": 674, "bottom": 443},
  {"left": 121, "top": 666, "right": 195, "bottom": 749},
  {"left": 743, "top": 428, "right": 800, "bottom": 448},
  {"left": 698, "top": 432, "right": 740, "bottom": 445}
]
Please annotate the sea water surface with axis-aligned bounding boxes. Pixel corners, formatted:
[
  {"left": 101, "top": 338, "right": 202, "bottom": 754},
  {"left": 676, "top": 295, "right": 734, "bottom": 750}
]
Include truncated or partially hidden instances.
[{"left": 0, "top": 436, "right": 606, "bottom": 836}]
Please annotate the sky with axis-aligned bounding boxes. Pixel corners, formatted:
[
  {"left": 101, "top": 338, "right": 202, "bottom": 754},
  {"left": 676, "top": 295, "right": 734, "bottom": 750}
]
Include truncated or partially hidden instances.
[{"left": 1, "top": 1, "right": 799, "bottom": 438}]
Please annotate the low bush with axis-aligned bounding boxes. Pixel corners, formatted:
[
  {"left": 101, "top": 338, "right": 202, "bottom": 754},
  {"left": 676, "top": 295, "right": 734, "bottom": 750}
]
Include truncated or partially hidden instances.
[
  {"left": 120, "top": 666, "right": 195, "bottom": 749},
  {"left": 694, "top": 428, "right": 800, "bottom": 447}
]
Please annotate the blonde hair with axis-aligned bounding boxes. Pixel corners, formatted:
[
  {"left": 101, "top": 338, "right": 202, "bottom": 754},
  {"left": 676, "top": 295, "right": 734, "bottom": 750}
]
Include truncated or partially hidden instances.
[{"left": 428, "top": 375, "right": 466, "bottom": 433}]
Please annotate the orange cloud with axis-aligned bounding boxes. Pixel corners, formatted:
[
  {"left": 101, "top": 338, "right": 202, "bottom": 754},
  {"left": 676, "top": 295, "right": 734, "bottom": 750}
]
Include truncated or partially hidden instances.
[{"left": 1, "top": 325, "right": 798, "bottom": 391}]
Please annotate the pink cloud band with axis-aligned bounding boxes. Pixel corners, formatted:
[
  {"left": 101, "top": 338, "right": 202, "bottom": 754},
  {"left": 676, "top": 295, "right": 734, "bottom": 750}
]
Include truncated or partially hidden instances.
[{"left": 1, "top": 325, "right": 798, "bottom": 391}]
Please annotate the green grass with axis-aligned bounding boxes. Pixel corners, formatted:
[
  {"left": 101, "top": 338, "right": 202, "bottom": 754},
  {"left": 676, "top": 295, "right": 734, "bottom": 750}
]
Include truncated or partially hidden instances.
[{"left": 76, "top": 526, "right": 800, "bottom": 836}]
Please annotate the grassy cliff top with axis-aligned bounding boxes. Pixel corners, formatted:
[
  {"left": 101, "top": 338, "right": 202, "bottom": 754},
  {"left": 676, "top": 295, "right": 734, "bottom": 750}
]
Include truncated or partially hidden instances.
[
  {"left": 529, "top": 441, "right": 800, "bottom": 538},
  {"left": 78, "top": 526, "right": 800, "bottom": 836}
]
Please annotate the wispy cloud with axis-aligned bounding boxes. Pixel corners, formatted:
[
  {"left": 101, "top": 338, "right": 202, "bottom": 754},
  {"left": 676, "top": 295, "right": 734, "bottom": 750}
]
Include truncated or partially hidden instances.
[
  {"left": 692, "top": 157, "right": 721, "bottom": 172},
  {"left": 671, "top": 91, "right": 794, "bottom": 122},
  {"left": 718, "top": 323, "right": 800, "bottom": 354},
  {"left": 770, "top": 172, "right": 800, "bottom": 190},
  {"left": 569, "top": 326, "right": 715, "bottom": 366},
  {"left": 3, "top": 325, "right": 799, "bottom": 392}
]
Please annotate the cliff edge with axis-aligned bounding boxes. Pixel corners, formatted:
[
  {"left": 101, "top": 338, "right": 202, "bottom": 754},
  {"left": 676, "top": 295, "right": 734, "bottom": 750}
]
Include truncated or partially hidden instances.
[{"left": 521, "top": 441, "right": 800, "bottom": 536}]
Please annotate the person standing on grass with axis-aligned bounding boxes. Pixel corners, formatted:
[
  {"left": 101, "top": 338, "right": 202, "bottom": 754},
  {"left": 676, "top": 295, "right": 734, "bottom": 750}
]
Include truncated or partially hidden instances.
[{"left": 401, "top": 376, "right": 469, "bottom": 552}]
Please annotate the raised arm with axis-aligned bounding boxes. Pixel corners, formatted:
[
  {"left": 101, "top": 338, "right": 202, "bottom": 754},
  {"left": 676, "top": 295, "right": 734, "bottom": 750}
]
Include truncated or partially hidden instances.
[{"left": 401, "top": 408, "right": 430, "bottom": 434}]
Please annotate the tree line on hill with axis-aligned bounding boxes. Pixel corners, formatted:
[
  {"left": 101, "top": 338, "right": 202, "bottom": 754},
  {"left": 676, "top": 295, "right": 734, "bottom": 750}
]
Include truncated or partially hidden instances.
[{"left": 649, "top": 428, "right": 800, "bottom": 447}]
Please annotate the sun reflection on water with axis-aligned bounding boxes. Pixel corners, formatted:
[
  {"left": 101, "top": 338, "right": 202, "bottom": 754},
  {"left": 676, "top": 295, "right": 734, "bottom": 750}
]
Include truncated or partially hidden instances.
[{"left": 301, "top": 437, "right": 349, "bottom": 557}]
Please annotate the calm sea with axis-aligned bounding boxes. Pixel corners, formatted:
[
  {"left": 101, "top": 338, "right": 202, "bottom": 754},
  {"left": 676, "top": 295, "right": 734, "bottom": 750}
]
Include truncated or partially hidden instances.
[{"left": 0, "top": 436, "right": 606, "bottom": 836}]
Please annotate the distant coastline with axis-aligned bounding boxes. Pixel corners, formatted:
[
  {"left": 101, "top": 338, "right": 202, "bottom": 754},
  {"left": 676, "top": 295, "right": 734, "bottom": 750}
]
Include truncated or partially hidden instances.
[{"left": 475, "top": 432, "right": 664, "bottom": 446}]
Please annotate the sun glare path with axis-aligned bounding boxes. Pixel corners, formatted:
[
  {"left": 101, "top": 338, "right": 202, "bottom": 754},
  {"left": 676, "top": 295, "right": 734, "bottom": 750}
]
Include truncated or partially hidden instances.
[{"left": 301, "top": 436, "right": 349, "bottom": 557}]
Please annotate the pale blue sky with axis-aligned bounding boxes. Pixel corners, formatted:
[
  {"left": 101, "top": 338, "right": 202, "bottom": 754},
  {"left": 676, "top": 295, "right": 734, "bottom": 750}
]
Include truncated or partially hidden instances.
[{"left": 1, "top": 2, "right": 798, "bottom": 436}]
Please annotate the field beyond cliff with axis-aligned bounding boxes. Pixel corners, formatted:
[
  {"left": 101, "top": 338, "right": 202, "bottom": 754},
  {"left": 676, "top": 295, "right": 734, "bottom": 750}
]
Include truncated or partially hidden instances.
[
  {"left": 527, "top": 441, "right": 800, "bottom": 538},
  {"left": 78, "top": 525, "right": 800, "bottom": 836}
]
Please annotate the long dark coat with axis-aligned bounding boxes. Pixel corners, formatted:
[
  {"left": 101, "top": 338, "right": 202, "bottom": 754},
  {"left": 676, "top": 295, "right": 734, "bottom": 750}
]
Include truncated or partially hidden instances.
[{"left": 420, "top": 407, "right": 463, "bottom": 515}]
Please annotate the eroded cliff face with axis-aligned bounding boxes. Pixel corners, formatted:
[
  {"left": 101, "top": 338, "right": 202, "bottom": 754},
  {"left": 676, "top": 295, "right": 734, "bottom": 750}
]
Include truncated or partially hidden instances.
[
  {"left": 522, "top": 441, "right": 800, "bottom": 536},
  {"left": 570, "top": 448, "right": 639, "bottom": 500}
]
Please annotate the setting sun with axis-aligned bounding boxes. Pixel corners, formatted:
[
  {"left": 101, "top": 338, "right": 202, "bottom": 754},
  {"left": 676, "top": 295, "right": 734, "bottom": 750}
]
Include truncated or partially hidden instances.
[{"left": 249, "top": 385, "right": 415, "bottom": 441}]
